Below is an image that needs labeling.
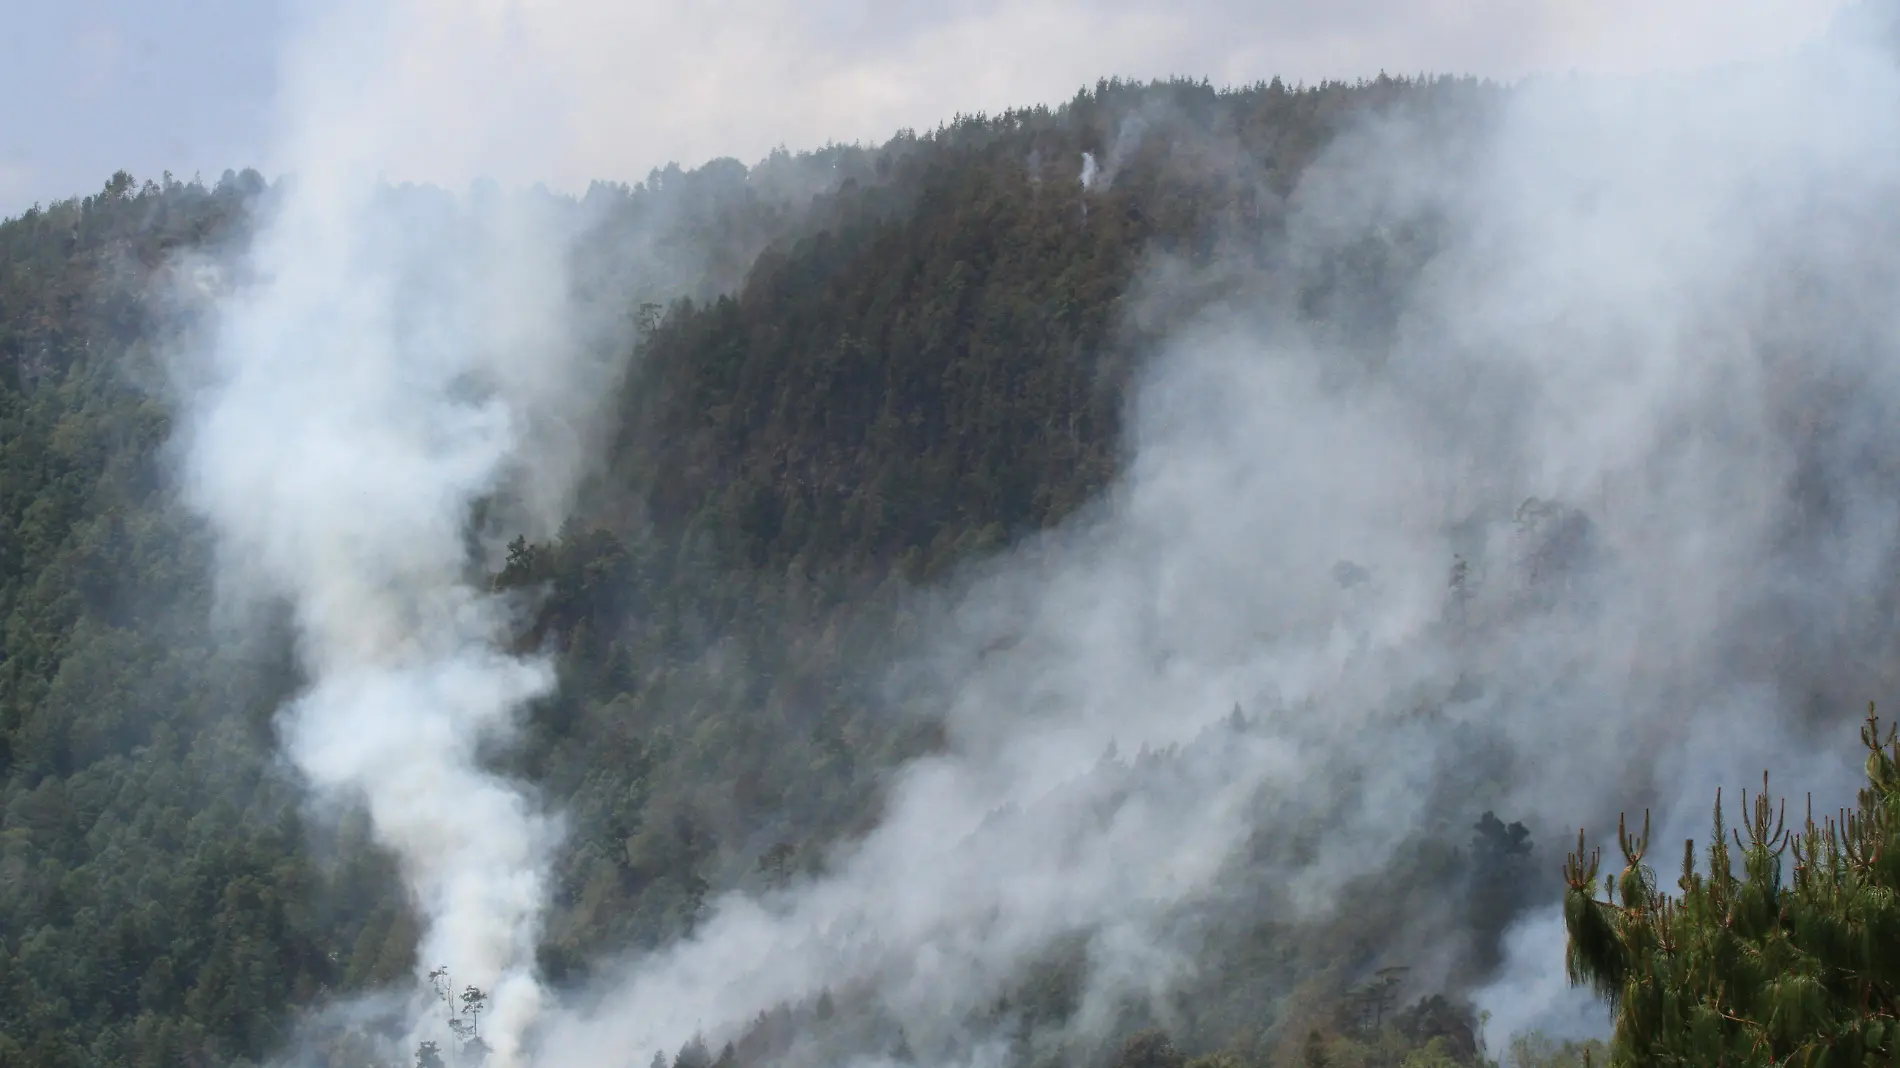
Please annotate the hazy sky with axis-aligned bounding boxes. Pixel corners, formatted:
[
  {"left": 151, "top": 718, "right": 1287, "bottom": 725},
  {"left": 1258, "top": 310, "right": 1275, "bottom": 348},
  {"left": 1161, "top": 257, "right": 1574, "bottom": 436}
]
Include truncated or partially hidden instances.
[{"left": 0, "top": 0, "right": 1853, "bottom": 220}]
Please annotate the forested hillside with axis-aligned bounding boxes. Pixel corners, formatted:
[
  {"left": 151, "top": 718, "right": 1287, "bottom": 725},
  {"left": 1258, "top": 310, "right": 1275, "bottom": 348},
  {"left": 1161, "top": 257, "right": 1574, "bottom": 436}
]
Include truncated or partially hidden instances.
[{"left": 3, "top": 73, "right": 1627, "bottom": 1068}]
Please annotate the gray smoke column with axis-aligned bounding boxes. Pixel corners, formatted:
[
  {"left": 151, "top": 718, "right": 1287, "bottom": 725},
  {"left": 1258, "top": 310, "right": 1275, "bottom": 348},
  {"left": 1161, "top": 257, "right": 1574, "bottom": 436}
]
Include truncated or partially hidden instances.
[{"left": 171, "top": 3, "right": 606, "bottom": 1063}]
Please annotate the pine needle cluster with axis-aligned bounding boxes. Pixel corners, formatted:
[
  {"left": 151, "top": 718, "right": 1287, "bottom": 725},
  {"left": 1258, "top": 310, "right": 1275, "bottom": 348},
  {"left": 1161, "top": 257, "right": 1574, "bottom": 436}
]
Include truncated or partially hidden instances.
[{"left": 1564, "top": 706, "right": 1900, "bottom": 1066}]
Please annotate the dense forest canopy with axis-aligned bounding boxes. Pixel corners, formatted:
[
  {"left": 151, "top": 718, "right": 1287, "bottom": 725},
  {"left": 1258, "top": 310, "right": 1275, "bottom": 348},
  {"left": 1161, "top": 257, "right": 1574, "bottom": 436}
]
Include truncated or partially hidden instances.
[{"left": 5, "top": 25, "right": 1900, "bottom": 1068}]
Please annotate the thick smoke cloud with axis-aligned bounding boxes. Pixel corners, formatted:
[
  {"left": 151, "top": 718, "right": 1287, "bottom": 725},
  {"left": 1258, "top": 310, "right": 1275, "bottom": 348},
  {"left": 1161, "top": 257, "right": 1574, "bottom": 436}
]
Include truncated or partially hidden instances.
[
  {"left": 161, "top": 1, "right": 1900, "bottom": 1066},
  {"left": 535, "top": 12, "right": 1900, "bottom": 1068}
]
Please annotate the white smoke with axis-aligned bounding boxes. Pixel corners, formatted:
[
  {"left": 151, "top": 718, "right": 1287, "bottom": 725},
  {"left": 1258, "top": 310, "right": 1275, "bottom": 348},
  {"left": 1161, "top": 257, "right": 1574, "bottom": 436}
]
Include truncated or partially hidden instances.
[
  {"left": 183, "top": 190, "right": 567, "bottom": 1060},
  {"left": 171, "top": 4, "right": 614, "bottom": 1064},
  {"left": 1079, "top": 111, "right": 1145, "bottom": 198}
]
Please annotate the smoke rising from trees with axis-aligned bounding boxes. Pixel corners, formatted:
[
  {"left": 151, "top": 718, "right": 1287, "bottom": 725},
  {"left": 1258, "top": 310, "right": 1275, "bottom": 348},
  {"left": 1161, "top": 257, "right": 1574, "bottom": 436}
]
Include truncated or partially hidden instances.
[
  {"left": 537, "top": 13, "right": 1900, "bottom": 1066},
  {"left": 146, "top": 3, "right": 1900, "bottom": 1067}
]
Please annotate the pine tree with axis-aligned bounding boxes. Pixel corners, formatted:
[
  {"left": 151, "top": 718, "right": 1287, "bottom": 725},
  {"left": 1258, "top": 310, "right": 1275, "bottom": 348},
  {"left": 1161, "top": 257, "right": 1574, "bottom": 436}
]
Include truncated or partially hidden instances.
[{"left": 1563, "top": 705, "right": 1900, "bottom": 1065}]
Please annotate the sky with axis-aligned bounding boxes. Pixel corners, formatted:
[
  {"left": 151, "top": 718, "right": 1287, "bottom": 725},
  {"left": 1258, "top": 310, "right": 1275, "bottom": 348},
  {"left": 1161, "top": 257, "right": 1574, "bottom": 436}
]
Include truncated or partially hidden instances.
[{"left": 0, "top": 0, "right": 1855, "bottom": 220}]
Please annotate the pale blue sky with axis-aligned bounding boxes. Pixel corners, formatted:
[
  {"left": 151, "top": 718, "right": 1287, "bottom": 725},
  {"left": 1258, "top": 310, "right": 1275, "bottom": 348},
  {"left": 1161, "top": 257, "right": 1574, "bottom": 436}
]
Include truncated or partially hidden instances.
[
  {"left": 2, "top": 1, "right": 287, "bottom": 215},
  {"left": 0, "top": 0, "right": 1853, "bottom": 221}
]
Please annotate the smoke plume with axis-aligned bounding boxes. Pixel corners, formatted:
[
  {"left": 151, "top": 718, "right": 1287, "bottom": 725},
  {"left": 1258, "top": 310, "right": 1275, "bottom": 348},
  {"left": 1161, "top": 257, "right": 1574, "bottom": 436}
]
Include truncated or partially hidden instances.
[{"left": 170, "top": 3, "right": 618, "bottom": 1063}]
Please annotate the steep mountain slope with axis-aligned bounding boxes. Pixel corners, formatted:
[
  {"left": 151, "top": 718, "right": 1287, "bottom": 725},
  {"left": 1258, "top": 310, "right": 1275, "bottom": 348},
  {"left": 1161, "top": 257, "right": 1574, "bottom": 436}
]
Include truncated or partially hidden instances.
[{"left": 1, "top": 77, "right": 1554, "bottom": 1068}]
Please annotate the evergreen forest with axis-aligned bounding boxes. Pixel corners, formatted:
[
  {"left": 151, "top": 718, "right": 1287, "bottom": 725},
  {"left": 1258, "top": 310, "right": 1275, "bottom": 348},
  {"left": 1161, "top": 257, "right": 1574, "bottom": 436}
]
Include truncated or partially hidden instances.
[{"left": 3, "top": 61, "right": 1894, "bottom": 1068}]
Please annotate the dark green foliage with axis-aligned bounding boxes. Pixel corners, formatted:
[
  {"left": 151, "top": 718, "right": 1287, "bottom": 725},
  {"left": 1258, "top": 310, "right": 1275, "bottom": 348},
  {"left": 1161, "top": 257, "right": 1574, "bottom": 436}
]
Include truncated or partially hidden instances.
[
  {"left": 0, "top": 171, "right": 398, "bottom": 1068},
  {"left": 608, "top": 74, "right": 1494, "bottom": 584},
  {"left": 1563, "top": 706, "right": 1900, "bottom": 1066},
  {"left": 1276, "top": 993, "right": 1491, "bottom": 1068},
  {"left": 1467, "top": 813, "right": 1535, "bottom": 973},
  {"left": 1499, "top": 1033, "right": 1606, "bottom": 1068}
]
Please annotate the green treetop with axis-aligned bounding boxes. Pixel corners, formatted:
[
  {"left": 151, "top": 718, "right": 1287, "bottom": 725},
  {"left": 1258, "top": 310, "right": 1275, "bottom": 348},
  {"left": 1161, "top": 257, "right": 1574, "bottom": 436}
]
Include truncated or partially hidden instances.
[{"left": 1564, "top": 706, "right": 1900, "bottom": 1066}]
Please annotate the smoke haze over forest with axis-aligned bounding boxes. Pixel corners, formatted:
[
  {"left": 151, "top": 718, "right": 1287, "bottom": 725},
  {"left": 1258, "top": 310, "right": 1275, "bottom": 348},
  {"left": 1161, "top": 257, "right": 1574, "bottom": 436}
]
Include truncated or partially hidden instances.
[{"left": 6, "top": 4, "right": 1900, "bottom": 1068}]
